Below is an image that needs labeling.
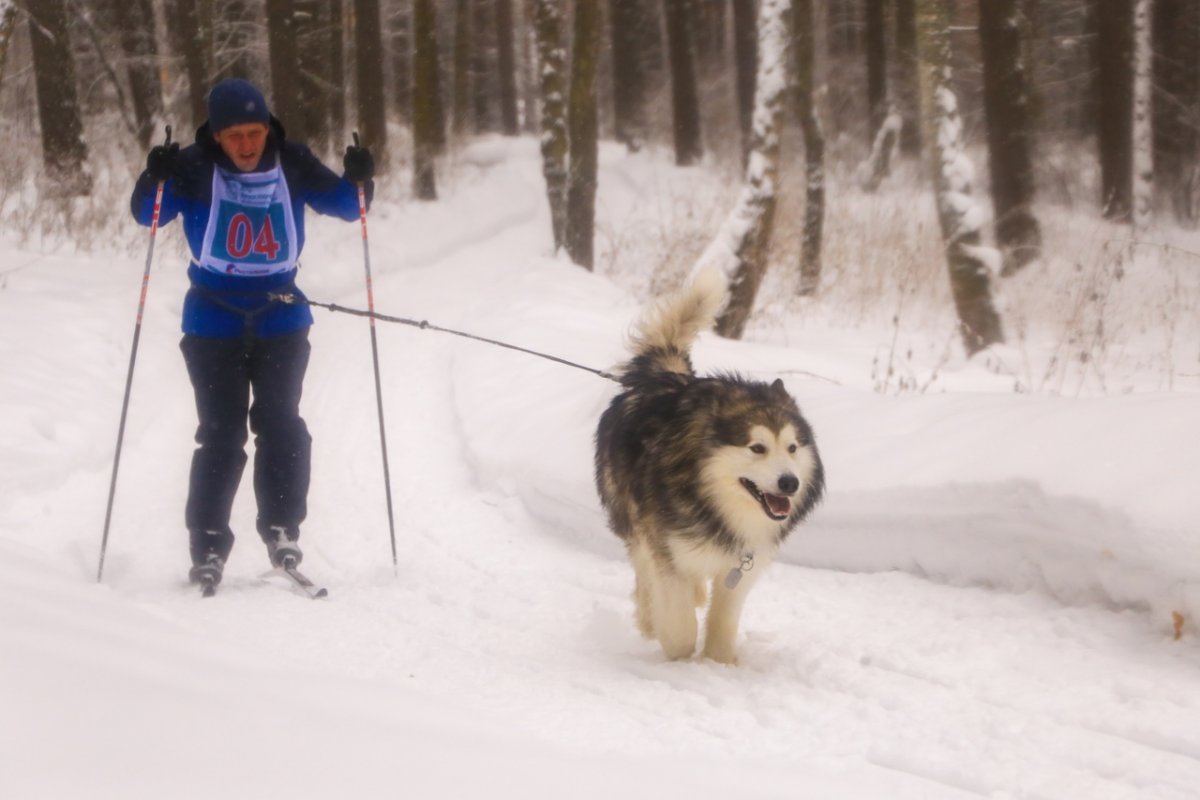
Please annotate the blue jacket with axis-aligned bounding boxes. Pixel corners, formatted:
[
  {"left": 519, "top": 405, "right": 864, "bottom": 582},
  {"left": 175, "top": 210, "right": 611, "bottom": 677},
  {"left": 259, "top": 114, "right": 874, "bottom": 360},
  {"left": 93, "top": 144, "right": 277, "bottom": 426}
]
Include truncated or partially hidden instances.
[{"left": 130, "top": 118, "right": 373, "bottom": 338}]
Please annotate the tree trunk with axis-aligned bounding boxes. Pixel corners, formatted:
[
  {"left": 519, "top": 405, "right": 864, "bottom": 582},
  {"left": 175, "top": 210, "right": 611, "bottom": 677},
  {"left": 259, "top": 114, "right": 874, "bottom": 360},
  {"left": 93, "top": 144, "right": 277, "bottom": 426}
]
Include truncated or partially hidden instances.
[
  {"left": 1153, "top": 0, "right": 1199, "bottom": 222},
  {"left": 694, "top": 0, "right": 725, "bottom": 69},
  {"left": 565, "top": 0, "right": 600, "bottom": 270},
  {"left": 266, "top": 0, "right": 301, "bottom": 137},
  {"left": 710, "top": 0, "right": 791, "bottom": 339},
  {"left": 894, "top": 0, "right": 921, "bottom": 155},
  {"left": 1132, "top": 0, "right": 1154, "bottom": 231},
  {"left": 354, "top": 0, "right": 388, "bottom": 168},
  {"left": 1093, "top": 0, "right": 1134, "bottom": 221},
  {"left": 295, "top": 0, "right": 331, "bottom": 152},
  {"left": 453, "top": 0, "right": 470, "bottom": 135},
  {"left": 794, "top": 0, "right": 825, "bottom": 297},
  {"left": 916, "top": 0, "right": 1004, "bottom": 355},
  {"left": 110, "top": 0, "right": 163, "bottom": 150},
  {"left": 412, "top": 0, "right": 439, "bottom": 199},
  {"left": 662, "top": 0, "right": 703, "bottom": 165},
  {"left": 23, "top": 0, "right": 92, "bottom": 196},
  {"left": 732, "top": 0, "right": 757, "bottom": 166},
  {"left": 472, "top": 0, "right": 496, "bottom": 132},
  {"left": 534, "top": 0, "right": 568, "bottom": 250},
  {"left": 168, "top": 0, "right": 209, "bottom": 128},
  {"left": 865, "top": 0, "right": 887, "bottom": 142},
  {"left": 521, "top": 0, "right": 541, "bottom": 133},
  {"left": 609, "top": 0, "right": 647, "bottom": 149},
  {"left": 0, "top": 2, "right": 18, "bottom": 87},
  {"left": 978, "top": 0, "right": 1042, "bottom": 274},
  {"left": 329, "top": 0, "right": 346, "bottom": 143},
  {"left": 496, "top": 0, "right": 519, "bottom": 134},
  {"left": 391, "top": 0, "right": 412, "bottom": 125}
]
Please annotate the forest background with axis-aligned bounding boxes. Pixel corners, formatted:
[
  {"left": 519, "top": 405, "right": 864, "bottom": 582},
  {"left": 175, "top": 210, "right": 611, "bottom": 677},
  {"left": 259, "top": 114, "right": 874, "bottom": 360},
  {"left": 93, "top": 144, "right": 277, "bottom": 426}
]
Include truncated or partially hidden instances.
[{"left": 2, "top": 0, "right": 1198, "bottom": 389}]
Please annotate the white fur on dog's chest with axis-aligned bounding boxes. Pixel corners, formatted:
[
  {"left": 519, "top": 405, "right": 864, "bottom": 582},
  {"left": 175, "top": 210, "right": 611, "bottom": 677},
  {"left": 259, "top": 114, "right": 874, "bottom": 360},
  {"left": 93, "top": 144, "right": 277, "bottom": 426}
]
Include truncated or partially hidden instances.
[{"left": 669, "top": 532, "right": 778, "bottom": 581}]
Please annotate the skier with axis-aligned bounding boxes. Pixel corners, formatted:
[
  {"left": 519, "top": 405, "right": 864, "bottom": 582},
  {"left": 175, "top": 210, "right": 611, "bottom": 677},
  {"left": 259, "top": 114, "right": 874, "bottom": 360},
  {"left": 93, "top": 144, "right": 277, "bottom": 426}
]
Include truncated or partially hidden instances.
[{"left": 130, "top": 78, "right": 375, "bottom": 591}]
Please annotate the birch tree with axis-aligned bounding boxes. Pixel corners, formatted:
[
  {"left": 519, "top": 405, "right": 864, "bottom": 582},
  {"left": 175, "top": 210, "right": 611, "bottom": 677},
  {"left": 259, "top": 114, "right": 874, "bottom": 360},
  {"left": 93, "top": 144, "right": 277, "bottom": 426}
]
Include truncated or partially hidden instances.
[
  {"left": 916, "top": 0, "right": 1004, "bottom": 355},
  {"left": 565, "top": 0, "right": 599, "bottom": 270},
  {"left": 978, "top": 0, "right": 1042, "bottom": 274},
  {"left": 793, "top": 0, "right": 825, "bottom": 296},
  {"left": 1132, "top": 0, "right": 1153, "bottom": 232},
  {"left": 692, "top": 0, "right": 791, "bottom": 339},
  {"left": 533, "top": 0, "right": 568, "bottom": 250}
]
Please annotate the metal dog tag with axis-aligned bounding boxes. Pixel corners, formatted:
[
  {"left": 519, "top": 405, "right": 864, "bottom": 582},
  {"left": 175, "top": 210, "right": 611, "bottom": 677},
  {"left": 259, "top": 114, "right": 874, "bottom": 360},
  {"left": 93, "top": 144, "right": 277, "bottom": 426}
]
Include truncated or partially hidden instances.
[
  {"left": 724, "top": 553, "right": 754, "bottom": 589},
  {"left": 724, "top": 567, "right": 743, "bottom": 590}
]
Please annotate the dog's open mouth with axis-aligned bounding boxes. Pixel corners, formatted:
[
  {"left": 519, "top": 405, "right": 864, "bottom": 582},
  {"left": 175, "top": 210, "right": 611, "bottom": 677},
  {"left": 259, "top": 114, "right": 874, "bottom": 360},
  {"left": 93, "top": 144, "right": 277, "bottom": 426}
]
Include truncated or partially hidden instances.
[{"left": 740, "top": 478, "right": 792, "bottom": 521}]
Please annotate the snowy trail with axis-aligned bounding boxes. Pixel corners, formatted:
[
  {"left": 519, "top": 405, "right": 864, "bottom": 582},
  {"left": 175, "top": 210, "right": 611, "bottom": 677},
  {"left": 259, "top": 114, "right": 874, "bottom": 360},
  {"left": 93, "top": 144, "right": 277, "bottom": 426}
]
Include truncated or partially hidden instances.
[{"left": 4, "top": 138, "right": 1200, "bottom": 799}]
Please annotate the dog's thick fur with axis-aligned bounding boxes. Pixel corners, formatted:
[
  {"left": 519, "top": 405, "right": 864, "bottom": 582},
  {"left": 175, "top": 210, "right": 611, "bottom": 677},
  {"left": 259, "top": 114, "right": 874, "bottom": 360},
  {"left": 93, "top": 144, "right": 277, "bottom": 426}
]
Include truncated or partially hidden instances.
[{"left": 595, "top": 270, "right": 825, "bottom": 664}]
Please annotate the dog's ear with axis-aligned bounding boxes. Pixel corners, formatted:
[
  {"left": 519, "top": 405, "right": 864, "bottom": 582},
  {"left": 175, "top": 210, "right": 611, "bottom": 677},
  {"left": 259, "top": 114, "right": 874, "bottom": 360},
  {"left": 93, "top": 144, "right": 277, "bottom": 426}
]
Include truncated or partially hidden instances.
[{"left": 770, "top": 378, "right": 788, "bottom": 397}]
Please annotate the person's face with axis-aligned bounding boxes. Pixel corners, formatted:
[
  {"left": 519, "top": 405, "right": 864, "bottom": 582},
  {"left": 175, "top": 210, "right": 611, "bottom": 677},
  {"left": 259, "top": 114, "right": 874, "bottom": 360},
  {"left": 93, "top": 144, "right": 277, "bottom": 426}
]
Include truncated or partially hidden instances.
[{"left": 213, "top": 122, "right": 269, "bottom": 172}]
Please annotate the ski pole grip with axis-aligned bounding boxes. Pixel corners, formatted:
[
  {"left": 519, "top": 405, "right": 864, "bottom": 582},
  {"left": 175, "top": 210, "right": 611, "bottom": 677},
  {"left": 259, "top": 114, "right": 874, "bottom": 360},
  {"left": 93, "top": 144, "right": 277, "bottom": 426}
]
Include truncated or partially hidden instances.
[
  {"left": 353, "top": 131, "right": 360, "bottom": 148},
  {"left": 164, "top": 125, "right": 172, "bottom": 148}
]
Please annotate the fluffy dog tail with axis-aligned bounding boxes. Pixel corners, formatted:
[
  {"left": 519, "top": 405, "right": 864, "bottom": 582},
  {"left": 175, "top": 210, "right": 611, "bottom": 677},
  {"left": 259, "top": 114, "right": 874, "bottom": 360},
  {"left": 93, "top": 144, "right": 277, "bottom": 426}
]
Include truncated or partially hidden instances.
[{"left": 623, "top": 268, "right": 727, "bottom": 380}]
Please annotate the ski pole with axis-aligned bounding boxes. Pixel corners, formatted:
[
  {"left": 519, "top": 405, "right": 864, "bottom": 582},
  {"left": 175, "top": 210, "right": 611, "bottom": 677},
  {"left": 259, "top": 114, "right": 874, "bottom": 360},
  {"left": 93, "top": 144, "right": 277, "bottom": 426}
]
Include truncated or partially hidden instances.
[
  {"left": 98, "top": 125, "right": 172, "bottom": 583},
  {"left": 353, "top": 132, "right": 399, "bottom": 570}
]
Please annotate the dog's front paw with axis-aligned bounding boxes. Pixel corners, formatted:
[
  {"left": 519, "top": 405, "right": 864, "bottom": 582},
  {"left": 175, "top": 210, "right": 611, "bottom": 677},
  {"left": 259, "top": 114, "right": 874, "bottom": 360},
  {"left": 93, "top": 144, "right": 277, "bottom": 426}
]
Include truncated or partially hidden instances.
[
  {"left": 701, "top": 642, "right": 739, "bottom": 665},
  {"left": 659, "top": 635, "right": 698, "bottom": 661}
]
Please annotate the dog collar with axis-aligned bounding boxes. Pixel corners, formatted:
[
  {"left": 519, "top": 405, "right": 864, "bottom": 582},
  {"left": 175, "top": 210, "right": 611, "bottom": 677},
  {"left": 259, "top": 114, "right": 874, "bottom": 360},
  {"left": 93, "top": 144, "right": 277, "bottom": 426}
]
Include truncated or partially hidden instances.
[{"left": 724, "top": 553, "right": 755, "bottom": 589}]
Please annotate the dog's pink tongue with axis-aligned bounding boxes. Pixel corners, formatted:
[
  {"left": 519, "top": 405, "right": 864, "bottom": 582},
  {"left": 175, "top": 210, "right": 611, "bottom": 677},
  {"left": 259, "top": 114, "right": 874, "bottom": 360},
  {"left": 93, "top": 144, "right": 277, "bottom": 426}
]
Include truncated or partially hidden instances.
[{"left": 765, "top": 494, "right": 791, "bottom": 517}]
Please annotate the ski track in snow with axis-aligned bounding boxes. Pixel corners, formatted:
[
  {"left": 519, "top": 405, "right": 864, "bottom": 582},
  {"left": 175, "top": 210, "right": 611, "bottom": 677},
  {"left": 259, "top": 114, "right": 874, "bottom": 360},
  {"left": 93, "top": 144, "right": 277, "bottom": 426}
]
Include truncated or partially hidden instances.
[{"left": 3, "top": 137, "right": 1200, "bottom": 799}]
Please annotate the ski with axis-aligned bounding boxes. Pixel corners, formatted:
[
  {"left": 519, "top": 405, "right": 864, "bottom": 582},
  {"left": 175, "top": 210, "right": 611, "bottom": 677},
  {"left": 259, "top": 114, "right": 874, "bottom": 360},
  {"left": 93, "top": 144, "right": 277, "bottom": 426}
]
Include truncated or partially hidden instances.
[
  {"left": 275, "top": 559, "right": 329, "bottom": 599},
  {"left": 192, "top": 561, "right": 328, "bottom": 599}
]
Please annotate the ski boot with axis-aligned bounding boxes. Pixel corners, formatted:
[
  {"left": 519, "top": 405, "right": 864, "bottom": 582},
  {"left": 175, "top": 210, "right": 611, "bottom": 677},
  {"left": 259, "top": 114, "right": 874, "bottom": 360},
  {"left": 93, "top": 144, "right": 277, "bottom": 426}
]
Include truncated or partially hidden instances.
[
  {"left": 188, "top": 552, "right": 225, "bottom": 597},
  {"left": 265, "top": 525, "right": 303, "bottom": 569}
]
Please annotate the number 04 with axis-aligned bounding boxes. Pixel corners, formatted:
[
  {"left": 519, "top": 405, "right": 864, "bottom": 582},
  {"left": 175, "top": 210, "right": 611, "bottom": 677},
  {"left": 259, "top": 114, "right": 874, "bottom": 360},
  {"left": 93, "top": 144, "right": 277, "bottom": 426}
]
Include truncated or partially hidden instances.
[{"left": 226, "top": 212, "right": 282, "bottom": 260}]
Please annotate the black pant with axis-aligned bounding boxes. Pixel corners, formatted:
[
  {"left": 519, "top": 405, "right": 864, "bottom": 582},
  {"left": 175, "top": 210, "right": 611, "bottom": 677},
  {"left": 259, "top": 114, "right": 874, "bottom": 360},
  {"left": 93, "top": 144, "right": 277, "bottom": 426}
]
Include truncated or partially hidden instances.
[{"left": 180, "top": 329, "right": 312, "bottom": 565}]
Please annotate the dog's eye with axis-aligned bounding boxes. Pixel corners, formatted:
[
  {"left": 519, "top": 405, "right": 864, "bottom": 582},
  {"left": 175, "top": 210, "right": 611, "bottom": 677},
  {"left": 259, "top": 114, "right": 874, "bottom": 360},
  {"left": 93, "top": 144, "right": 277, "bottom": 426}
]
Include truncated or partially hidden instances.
[
  {"left": 749, "top": 443, "right": 767, "bottom": 455},
  {"left": 788, "top": 444, "right": 798, "bottom": 454}
]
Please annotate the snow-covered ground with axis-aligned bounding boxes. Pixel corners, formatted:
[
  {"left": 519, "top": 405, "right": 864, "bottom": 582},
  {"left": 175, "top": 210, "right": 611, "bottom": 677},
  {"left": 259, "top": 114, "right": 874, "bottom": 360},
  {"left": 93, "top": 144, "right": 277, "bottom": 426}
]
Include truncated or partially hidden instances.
[{"left": 3, "top": 138, "right": 1199, "bottom": 799}]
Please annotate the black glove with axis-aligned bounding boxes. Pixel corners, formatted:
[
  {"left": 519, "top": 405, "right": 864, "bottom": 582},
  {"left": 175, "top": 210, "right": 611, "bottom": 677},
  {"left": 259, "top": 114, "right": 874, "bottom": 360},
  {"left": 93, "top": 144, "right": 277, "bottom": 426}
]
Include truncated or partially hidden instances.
[
  {"left": 145, "top": 142, "right": 180, "bottom": 182},
  {"left": 343, "top": 144, "right": 375, "bottom": 183}
]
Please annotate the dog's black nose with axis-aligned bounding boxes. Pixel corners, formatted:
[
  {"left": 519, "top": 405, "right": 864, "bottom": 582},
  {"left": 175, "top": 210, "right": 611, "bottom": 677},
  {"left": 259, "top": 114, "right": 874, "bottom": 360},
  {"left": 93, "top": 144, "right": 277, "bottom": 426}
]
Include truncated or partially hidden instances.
[{"left": 777, "top": 473, "right": 799, "bottom": 494}]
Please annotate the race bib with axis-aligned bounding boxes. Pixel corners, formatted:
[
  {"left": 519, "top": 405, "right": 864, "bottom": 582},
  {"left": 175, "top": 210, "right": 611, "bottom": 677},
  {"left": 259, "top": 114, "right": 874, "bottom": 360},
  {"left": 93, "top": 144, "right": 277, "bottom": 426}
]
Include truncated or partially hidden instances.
[{"left": 198, "top": 165, "right": 298, "bottom": 277}]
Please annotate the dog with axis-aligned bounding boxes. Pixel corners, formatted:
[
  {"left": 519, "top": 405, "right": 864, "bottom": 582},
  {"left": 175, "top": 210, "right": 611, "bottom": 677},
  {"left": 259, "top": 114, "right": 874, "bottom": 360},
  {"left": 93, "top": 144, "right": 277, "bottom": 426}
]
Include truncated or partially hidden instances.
[{"left": 595, "top": 269, "right": 825, "bottom": 664}]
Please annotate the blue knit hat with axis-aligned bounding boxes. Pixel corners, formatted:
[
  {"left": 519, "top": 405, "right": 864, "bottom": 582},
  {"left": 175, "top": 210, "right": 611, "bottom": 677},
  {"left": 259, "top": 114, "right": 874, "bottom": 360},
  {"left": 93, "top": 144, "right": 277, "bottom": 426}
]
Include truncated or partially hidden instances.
[{"left": 208, "top": 79, "right": 270, "bottom": 132}]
